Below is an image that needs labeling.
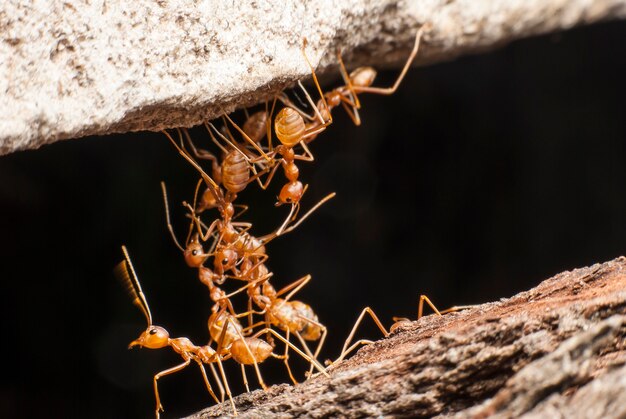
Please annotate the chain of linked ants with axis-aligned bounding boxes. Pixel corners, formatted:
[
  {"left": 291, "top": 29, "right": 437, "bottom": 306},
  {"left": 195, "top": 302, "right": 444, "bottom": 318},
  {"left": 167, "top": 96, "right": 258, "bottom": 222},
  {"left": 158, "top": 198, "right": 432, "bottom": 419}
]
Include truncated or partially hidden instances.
[{"left": 116, "top": 27, "right": 431, "bottom": 418}]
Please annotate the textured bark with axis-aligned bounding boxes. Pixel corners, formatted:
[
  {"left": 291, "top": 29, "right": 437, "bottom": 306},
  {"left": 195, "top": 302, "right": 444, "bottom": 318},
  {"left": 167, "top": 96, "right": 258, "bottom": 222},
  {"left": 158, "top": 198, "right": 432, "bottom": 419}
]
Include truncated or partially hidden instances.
[
  {"left": 189, "top": 257, "right": 626, "bottom": 418},
  {"left": 2, "top": 0, "right": 626, "bottom": 154}
]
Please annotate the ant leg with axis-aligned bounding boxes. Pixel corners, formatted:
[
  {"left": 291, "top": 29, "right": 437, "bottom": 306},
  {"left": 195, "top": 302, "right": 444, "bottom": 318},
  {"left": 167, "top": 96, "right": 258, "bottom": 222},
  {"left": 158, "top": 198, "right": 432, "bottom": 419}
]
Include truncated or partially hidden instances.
[
  {"left": 353, "top": 27, "right": 424, "bottom": 95},
  {"left": 333, "top": 307, "right": 389, "bottom": 365},
  {"left": 257, "top": 161, "right": 282, "bottom": 190},
  {"left": 232, "top": 204, "right": 249, "bottom": 220},
  {"left": 247, "top": 343, "right": 269, "bottom": 391},
  {"left": 276, "top": 92, "right": 317, "bottom": 122},
  {"left": 339, "top": 99, "right": 362, "bottom": 126},
  {"left": 204, "top": 121, "right": 232, "bottom": 155},
  {"left": 245, "top": 164, "right": 272, "bottom": 187},
  {"left": 440, "top": 304, "right": 476, "bottom": 315},
  {"left": 247, "top": 297, "right": 254, "bottom": 330},
  {"left": 296, "top": 80, "right": 328, "bottom": 128},
  {"left": 240, "top": 364, "right": 250, "bottom": 393},
  {"left": 196, "top": 362, "right": 220, "bottom": 404},
  {"left": 275, "top": 274, "right": 312, "bottom": 301},
  {"left": 278, "top": 329, "right": 299, "bottom": 385},
  {"left": 336, "top": 49, "right": 361, "bottom": 110},
  {"left": 295, "top": 140, "right": 315, "bottom": 162},
  {"left": 184, "top": 205, "right": 220, "bottom": 243},
  {"left": 241, "top": 319, "right": 269, "bottom": 335},
  {"left": 153, "top": 360, "right": 191, "bottom": 416},
  {"left": 163, "top": 129, "right": 222, "bottom": 195},
  {"left": 301, "top": 39, "right": 332, "bottom": 125},
  {"left": 254, "top": 328, "right": 329, "bottom": 377},
  {"left": 300, "top": 123, "right": 329, "bottom": 142},
  {"left": 223, "top": 113, "right": 272, "bottom": 162},
  {"left": 183, "top": 127, "right": 223, "bottom": 177},
  {"left": 266, "top": 97, "right": 277, "bottom": 153},
  {"left": 291, "top": 316, "right": 327, "bottom": 377},
  {"left": 309, "top": 326, "right": 327, "bottom": 377},
  {"left": 207, "top": 363, "right": 225, "bottom": 402},
  {"left": 415, "top": 295, "right": 476, "bottom": 320},
  {"left": 214, "top": 357, "right": 237, "bottom": 415},
  {"left": 277, "top": 192, "right": 336, "bottom": 236},
  {"left": 272, "top": 203, "right": 298, "bottom": 238},
  {"left": 292, "top": 330, "right": 319, "bottom": 379}
]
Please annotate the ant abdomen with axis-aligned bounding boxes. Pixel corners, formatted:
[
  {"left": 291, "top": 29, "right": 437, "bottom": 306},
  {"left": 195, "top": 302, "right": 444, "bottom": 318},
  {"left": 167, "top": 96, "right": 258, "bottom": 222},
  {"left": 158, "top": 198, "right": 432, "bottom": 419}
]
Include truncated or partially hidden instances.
[
  {"left": 221, "top": 150, "right": 250, "bottom": 194},
  {"left": 350, "top": 66, "right": 376, "bottom": 88},
  {"left": 242, "top": 110, "right": 269, "bottom": 143},
  {"left": 275, "top": 107, "right": 305, "bottom": 147},
  {"left": 230, "top": 338, "right": 273, "bottom": 364}
]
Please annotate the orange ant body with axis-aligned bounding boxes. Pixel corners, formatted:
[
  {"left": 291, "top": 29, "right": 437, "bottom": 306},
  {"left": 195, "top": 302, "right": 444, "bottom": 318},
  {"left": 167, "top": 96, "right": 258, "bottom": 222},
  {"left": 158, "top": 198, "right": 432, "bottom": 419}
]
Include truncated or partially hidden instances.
[
  {"left": 163, "top": 130, "right": 335, "bottom": 281},
  {"left": 247, "top": 274, "right": 327, "bottom": 378},
  {"left": 207, "top": 298, "right": 329, "bottom": 390},
  {"left": 304, "top": 27, "right": 426, "bottom": 142},
  {"left": 332, "top": 295, "right": 471, "bottom": 365},
  {"left": 115, "top": 246, "right": 236, "bottom": 417},
  {"left": 176, "top": 126, "right": 270, "bottom": 212},
  {"left": 116, "top": 246, "right": 328, "bottom": 416}
]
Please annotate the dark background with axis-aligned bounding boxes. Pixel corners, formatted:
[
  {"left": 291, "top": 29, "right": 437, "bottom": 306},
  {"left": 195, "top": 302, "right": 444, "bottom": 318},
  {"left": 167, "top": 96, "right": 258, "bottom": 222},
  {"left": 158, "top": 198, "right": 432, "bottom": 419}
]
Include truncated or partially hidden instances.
[{"left": 1, "top": 21, "right": 625, "bottom": 418}]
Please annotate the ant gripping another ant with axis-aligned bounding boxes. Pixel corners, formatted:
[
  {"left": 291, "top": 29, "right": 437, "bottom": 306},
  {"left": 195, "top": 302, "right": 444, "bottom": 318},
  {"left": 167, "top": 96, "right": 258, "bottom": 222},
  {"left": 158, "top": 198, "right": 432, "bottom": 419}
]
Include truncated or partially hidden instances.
[
  {"left": 115, "top": 246, "right": 328, "bottom": 418},
  {"left": 161, "top": 179, "right": 330, "bottom": 382},
  {"left": 162, "top": 128, "right": 335, "bottom": 280},
  {"left": 301, "top": 26, "right": 426, "bottom": 144},
  {"left": 115, "top": 245, "right": 235, "bottom": 417}
]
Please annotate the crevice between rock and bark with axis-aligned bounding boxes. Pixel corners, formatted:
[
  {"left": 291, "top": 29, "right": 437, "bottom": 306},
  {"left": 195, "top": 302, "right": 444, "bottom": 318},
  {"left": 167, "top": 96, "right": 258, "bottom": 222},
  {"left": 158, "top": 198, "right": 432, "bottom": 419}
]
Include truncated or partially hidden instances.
[{"left": 3, "top": 0, "right": 626, "bottom": 154}]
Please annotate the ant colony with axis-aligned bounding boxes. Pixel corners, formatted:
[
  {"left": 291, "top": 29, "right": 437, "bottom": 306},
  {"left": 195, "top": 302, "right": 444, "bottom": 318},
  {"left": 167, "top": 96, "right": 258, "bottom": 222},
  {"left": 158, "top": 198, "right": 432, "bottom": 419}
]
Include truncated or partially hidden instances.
[{"left": 114, "top": 27, "right": 460, "bottom": 418}]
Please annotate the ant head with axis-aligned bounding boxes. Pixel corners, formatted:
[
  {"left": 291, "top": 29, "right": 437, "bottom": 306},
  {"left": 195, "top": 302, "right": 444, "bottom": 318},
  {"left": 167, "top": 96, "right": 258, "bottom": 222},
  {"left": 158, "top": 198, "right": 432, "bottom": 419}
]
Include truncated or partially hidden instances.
[
  {"left": 184, "top": 233, "right": 207, "bottom": 267},
  {"left": 278, "top": 181, "right": 304, "bottom": 205},
  {"left": 214, "top": 248, "right": 238, "bottom": 274},
  {"left": 275, "top": 107, "right": 305, "bottom": 147},
  {"left": 350, "top": 67, "right": 376, "bottom": 88},
  {"left": 129, "top": 325, "right": 170, "bottom": 349}
]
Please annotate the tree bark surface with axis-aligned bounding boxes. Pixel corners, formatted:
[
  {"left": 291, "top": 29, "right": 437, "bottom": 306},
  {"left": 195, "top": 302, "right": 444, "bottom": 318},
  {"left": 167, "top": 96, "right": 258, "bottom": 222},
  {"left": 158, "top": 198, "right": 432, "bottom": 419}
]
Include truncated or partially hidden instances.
[
  {"left": 2, "top": 0, "right": 626, "bottom": 154},
  {"left": 189, "top": 257, "right": 626, "bottom": 418}
]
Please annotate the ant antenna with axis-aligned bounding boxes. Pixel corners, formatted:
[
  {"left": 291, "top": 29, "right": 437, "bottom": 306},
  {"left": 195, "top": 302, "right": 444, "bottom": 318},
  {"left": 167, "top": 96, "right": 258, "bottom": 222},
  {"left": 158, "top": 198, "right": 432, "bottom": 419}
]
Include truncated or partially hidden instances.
[
  {"left": 114, "top": 246, "right": 153, "bottom": 325},
  {"left": 160, "top": 181, "right": 186, "bottom": 252}
]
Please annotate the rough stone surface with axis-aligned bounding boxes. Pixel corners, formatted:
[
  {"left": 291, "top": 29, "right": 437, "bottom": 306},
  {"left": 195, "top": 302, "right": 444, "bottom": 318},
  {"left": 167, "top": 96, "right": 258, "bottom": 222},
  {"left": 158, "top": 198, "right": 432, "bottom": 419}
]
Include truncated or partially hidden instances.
[
  {"left": 2, "top": 0, "right": 626, "bottom": 155},
  {"left": 188, "top": 257, "right": 626, "bottom": 418}
]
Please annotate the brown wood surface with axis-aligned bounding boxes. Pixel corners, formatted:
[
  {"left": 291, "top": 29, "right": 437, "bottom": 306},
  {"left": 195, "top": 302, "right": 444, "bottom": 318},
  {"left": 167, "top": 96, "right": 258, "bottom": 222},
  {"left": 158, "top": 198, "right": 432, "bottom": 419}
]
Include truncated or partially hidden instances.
[{"left": 189, "top": 257, "right": 626, "bottom": 418}]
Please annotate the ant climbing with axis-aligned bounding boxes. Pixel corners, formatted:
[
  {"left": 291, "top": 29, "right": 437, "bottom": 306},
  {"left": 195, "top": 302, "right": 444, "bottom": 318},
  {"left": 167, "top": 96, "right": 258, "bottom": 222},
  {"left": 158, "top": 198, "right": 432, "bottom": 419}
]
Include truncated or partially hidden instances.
[
  {"left": 163, "top": 129, "right": 335, "bottom": 280},
  {"left": 302, "top": 26, "right": 426, "bottom": 144},
  {"left": 220, "top": 273, "right": 328, "bottom": 382},
  {"left": 331, "top": 295, "right": 472, "bottom": 365}
]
